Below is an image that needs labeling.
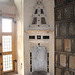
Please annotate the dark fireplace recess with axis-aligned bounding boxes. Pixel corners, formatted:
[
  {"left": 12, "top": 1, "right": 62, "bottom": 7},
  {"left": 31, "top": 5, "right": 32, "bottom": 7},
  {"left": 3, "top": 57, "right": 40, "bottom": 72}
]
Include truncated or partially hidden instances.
[{"left": 32, "top": 71, "right": 47, "bottom": 75}]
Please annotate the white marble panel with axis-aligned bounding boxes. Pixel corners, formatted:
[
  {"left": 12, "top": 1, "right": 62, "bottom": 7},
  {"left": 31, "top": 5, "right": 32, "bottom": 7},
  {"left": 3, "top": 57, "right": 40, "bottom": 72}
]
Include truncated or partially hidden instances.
[{"left": 32, "top": 46, "right": 47, "bottom": 72}]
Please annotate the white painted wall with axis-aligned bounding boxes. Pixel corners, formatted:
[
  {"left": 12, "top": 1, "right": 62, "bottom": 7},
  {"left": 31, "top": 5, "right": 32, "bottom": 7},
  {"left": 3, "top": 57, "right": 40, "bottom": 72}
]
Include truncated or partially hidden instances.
[{"left": 0, "top": 0, "right": 17, "bottom": 15}]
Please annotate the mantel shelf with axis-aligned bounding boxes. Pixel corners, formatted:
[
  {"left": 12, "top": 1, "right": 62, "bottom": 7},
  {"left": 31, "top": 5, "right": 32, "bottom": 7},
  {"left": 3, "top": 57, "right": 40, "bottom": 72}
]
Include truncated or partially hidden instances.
[{"left": 25, "top": 29, "right": 54, "bottom": 34}]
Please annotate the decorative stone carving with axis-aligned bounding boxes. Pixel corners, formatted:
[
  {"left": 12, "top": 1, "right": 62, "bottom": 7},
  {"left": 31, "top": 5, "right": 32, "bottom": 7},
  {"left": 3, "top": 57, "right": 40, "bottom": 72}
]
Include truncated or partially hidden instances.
[{"left": 29, "top": 0, "right": 51, "bottom": 30}]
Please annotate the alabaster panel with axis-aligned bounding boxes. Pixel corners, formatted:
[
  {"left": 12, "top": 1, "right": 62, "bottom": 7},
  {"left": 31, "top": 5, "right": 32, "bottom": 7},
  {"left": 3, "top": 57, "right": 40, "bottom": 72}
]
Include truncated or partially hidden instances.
[{"left": 32, "top": 46, "right": 47, "bottom": 72}]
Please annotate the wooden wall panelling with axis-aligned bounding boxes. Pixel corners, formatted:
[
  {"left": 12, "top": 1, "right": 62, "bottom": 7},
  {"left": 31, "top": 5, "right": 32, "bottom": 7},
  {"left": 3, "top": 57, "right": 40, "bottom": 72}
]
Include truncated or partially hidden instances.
[
  {"left": 63, "top": 5, "right": 73, "bottom": 19},
  {"left": 74, "top": 5, "right": 75, "bottom": 18},
  {"left": 69, "top": 56, "right": 75, "bottom": 70},
  {"left": 55, "top": 53, "right": 60, "bottom": 66},
  {"left": 64, "top": 71, "right": 71, "bottom": 75},
  {"left": 56, "top": 39, "right": 63, "bottom": 51},
  {"left": 60, "top": 54, "right": 66, "bottom": 67},
  {"left": 55, "top": 0, "right": 75, "bottom": 7},
  {"left": 66, "top": 55, "right": 69, "bottom": 68},
  {"left": 55, "top": 0, "right": 75, "bottom": 75},
  {"left": 69, "top": 22, "right": 75, "bottom": 36},
  {"left": 55, "top": 8, "right": 63, "bottom": 21},
  {"left": 55, "top": 0, "right": 66, "bottom": 6},
  {"left": 59, "top": 22, "right": 67, "bottom": 36},
  {"left": 64, "top": 39, "right": 71, "bottom": 52},
  {"left": 56, "top": 68, "right": 62, "bottom": 75},
  {"left": 55, "top": 23, "right": 60, "bottom": 37},
  {"left": 71, "top": 39, "right": 75, "bottom": 53}
]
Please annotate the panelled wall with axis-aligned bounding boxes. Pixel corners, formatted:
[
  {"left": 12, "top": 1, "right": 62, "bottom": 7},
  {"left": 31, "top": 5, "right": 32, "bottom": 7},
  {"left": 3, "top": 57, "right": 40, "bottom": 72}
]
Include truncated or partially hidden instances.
[{"left": 55, "top": 0, "right": 75, "bottom": 75}]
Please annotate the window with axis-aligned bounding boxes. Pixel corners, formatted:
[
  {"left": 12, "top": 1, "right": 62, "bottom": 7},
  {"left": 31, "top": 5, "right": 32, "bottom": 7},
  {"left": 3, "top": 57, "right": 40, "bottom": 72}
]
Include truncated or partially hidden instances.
[
  {"left": 2, "top": 18, "right": 12, "bottom": 32},
  {"left": 3, "top": 54, "right": 12, "bottom": 71},
  {"left": 2, "top": 18, "right": 14, "bottom": 73},
  {"left": 2, "top": 36, "right": 12, "bottom": 52}
]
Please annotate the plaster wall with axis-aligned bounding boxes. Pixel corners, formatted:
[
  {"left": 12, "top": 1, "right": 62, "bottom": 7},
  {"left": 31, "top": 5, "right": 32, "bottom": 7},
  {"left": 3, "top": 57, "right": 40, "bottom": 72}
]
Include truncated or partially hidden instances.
[
  {"left": 0, "top": 0, "right": 16, "bottom": 15},
  {"left": 14, "top": 0, "right": 24, "bottom": 75}
]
